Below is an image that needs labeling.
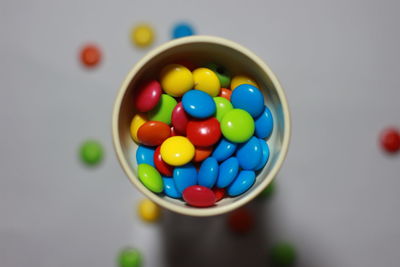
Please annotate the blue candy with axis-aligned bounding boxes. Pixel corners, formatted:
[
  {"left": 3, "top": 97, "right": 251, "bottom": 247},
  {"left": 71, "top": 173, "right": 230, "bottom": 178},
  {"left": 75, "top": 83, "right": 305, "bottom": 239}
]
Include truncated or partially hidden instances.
[
  {"left": 172, "top": 23, "right": 195, "bottom": 39},
  {"left": 173, "top": 163, "right": 197, "bottom": 193},
  {"left": 255, "top": 106, "right": 274, "bottom": 139},
  {"left": 236, "top": 136, "right": 262, "bottom": 170},
  {"left": 163, "top": 177, "right": 182, "bottom": 198},
  {"left": 255, "top": 139, "right": 270, "bottom": 171},
  {"left": 231, "top": 84, "right": 264, "bottom": 117},
  {"left": 198, "top": 157, "right": 219, "bottom": 188},
  {"left": 216, "top": 157, "right": 239, "bottom": 188},
  {"left": 182, "top": 90, "right": 216, "bottom": 118},
  {"left": 212, "top": 138, "right": 237, "bottom": 162},
  {"left": 227, "top": 170, "right": 256, "bottom": 197},
  {"left": 136, "top": 145, "right": 155, "bottom": 166}
]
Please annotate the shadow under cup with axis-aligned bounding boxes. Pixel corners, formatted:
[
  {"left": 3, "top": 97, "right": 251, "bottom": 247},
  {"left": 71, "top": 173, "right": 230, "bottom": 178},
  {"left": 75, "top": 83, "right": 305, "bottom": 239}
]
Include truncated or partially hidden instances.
[{"left": 112, "top": 36, "right": 291, "bottom": 217}]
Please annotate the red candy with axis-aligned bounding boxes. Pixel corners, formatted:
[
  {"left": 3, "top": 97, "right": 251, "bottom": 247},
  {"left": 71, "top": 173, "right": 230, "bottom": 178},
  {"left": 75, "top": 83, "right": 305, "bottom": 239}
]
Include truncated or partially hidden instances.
[
  {"left": 154, "top": 146, "right": 174, "bottom": 176},
  {"left": 133, "top": 80, "right": 162, "bottom": 112},
  {"left": 80, "top": 44, "right": 101, "bottom": 68},
  {"left": 219, "top": 88, "right": 232, "bottom": 101},
  {"left": 380, "top": 127, "right": 400, "bottom": 153},
  {"left": 170, "top": 127, "right": 183, "bottom": 136},
  {"left": 186, "top": 118, "right": 221, "bottom": 147},
  {"left": 137, "top": 121, "right": 171, "bottom": 146},
  {"left": 183, "top": 185, "right": 216, "bottom": 207},
  {"left": 193, "top": 146, "right": 213, "bottom": 162},
  {"left": 212, "top": 187, "right": 226, "bottom": 202},
  {"left": 171, "top": 102, "right": 190, "bottom": 134},
  {"left": 228, "top": 207, "right": 254, "bottom": 234}
]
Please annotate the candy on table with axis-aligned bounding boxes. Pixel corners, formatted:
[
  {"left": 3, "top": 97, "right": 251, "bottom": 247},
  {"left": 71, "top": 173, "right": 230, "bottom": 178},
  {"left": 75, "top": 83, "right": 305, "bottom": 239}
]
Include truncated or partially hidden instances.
[
  {"left": 147, "top": 94, "right": 177, "bottom": 124},
  {"left": 79, "top": 139, "right": 104, "bottom": 166},
  {"left": 216, "top": 157, "right": 239, "bottom": 188},
  {"left": 133, "top": 80, "right": 162, "bottom": 112},
  {"left": 255, "top": 106, "right": 274, "bottom": 139},
  {"left": 160, "top": 64, "right": 194, "bottom": 97},
  {"left": 227, "top": 170, "right": 256, "bottom": 196},
  {"left": 212, "top": 138, "right": 237, "bottom": 162},
  {"left": 255, "top": 139, "right": 270, "bottom": 171},
  {"left": 130, "top": 113, "right": 147, "bottom": 143},
  {"left": 182, "top": 90, "right": 216, "bottom": 118},
  {"left": 153, "top": 146, "right": 173, "bottom": 176},
  {"left": 193, "top": 146, "right": 213, "bottom": 162},
  {"left": 380, "top": 127, "right": 400, "bottom": 153},
  {"left": 136, "top": 145, "right": 155, "bottom": 167},
  {"left": 198, "top": 157, "right": 219, "bottom": 188},
  {"left": 183, "top": 185, "right": 216, "bottom": 207},
  {"left": 118, "top": 247, "right": 142, "bottom": 267},
  {"left": 220, "top": 109, "right": 255, "bottom": 143},
  {"left": 227, "top": 207, "right": 254, "bottom": 234},
  {"left": 137, "top": 121, "right": 171, "bottom": 146},
  {"left": 230, "top": 74, "right": 259, "bottom": 90},
  {"left": 192, "top": 68, "right": 221, "bottom": 96},
  {"left": 205, "top": 63, "right": 231, "bottom": 88},
  {"left": 163, "top": 177, "right": 182, "bottom": 198},
  {"left": 187, "top": 117, "right": 222, "bottom": 147},
  {"left": 173, "top": 163, "right": 197, "bottom": 193},
  {"left": 270, "top": 242, "right": 297, "bottom": 267},
  {"left": 214, "top": 97, "right": 233, "bottom": 122},
  {"left": 137, "top": 164, "right": 163, "bottom": 193},
  {"left": 212, "top": 187, "right": 226, "bottom": 202},
  {"left": 236, "top": 136, "right": 262, "bottom": 170},
  {"left": 138, "top": 198, "right": 161, "bottom": 222},
  {"left": 80, "top": 44, "right": 101, "bottom": 68},
  {"left": 172, "top": 22, "right": 195, "bottom": 39},
  {"left": 131, "top": 23, "right": 154, "bottom": 47},
  {"left": 160, "top": 136, "right": 195, "bottom": 166},
  {"left": 231, "top": 84, "right": 265, "bottom": 118},
  {"left": 171, "top": 102, "right": 190, "bottom": 134},
  {"left": 259, "top": 180, "right": 275, "bottom": 198}
]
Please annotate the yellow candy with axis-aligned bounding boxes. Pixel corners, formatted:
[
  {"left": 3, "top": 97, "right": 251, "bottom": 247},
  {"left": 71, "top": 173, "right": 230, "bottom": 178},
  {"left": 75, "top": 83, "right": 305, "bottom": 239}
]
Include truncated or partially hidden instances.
[
  {"left": 192, "top": 68, "right": 221, "bottom": 96},
  {"left": 160, "top": 136, "right": 195, "bottom": 166},
  {"left": 130, "top": 113, "right": 147, "bottom": 143},
  {"left": 138, "top": 199, "right": 161, "bottom": 222},
  {"left": 160, "top": 64, "right": 194, "bottom": 97},
  {"left": 131, "top": 24, "right": 154, "bottom": 47},
  {"left": 230, "top": 75, "right": 259, "bottom": 90}
]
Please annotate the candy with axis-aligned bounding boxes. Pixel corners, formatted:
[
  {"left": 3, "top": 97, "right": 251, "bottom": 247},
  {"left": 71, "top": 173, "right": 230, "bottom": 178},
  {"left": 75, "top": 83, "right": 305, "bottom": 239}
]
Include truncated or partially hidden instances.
[
  {"left": 136, "top": 145, "right": 155, "bottom": 166},
  {"left": 270, "top": 242, "right": 297, "bottom": 267},
  {"left": 259, "top": 181, "right": 275, "bottom": 198},
  {"left": 193, "top": 146, "right": 213, "bottom": 162},
  {"left": 154, "top": 146, "right": 173, "bottom": 176},
  {"left": 118, "top": 248, "right": 142, "bottom": 267},
  {"left": 160, "top": 64, "right": 194, "bottom": 97},
  {"left": 227, "top": 170, "right": 255, "bottom": 196},
  {"left": 220, "top": 109, "right": 254, "bottom": 143},
  {"left": 182, "top": 90, "right": 216, "bottom": 118},
  {"left": 133, "top": 80, "right": 162, "bottom": 112},
  {"left": 212, "top": 138, "right": 237, "bottom": 162},
  {"left": 131, "top": 24, "right": 154, "bottom": 47},
  {"left": 160, "top": 136, "right": 195, "bottom": 166},
  {"left": 137, "top": 121, "right": 171, "bottom": 146},
  {"left": 205, "top": 63, "right": 231, "bottom": 88},
  {"left": 171, "top": 102, "right": 190, "bottom": 134},
  {"left": 380, "top": 127, "right": 400, "bottom": 153},
  {"left": 173, "top": 163, "right": 197, "bottom": 193},
  {"left": 228, "top": 207, "right": 254, "bottom": 234},
  {"left": 231, "top": 84, "right": 264, "bottom": 118},
  {"left": 213, "top": 97, "right": 233, "bottom": 122},
  {"left": 198, "top": 157, "right": 219, "bottom": 188},
  {"left": 172, "top": 22, "right": 195, "bottom": 39},
  {"left": 137, "top": 164, "right": 163, "bottom": 193},
  {"left": 236, "top": 136, "right": 262, "bottom": 170},
  {"left": 80, "top": 44, "right": 101, "bottom": 68},
  {"left": 170, "top": 126, "right": 182, "bottom": 136},
  {"left": 230, "top": 75, "right": 258, "bottom": 90},
  {"left": 187, "top": 117, "right": 221, "bottom": 147},
  {"left": 138, "top": 198, "right": 160, "bottom": 222},
  {"left": 212, "top": 187, "right": 226, "bottom": 202},
  {"left": 255, "top": 106, "right": 274, "bottom": 139},
  {"left": 192, "top": 68, "right": 221, "bottom": 96},
  {"left": 130, "top": 113, "right": 147, "bottom": 143},
  {"left": 216, "top": 157, "right": 239, "bottom": 188},
  {"left": 147, "top": 94, "right": 177, "bottom": 124},
  {"left": 219, "top": 88, "right": 232, "bottom": 101},
  {"left": 183, "top": 185, "right": 216, "bottom": 207},
  {"left": 79, "top": 140, "right": 103, "bottom": 166},
  {"left": 163, "top": 177, "right": 182, "bottom": 198},
  {"left": 255, "top": 139, "right": 270, "bottom": 171}
]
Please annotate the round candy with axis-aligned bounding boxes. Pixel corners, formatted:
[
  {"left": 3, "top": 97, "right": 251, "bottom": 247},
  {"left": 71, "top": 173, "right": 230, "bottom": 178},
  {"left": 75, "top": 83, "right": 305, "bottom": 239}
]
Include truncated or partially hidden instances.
[
  {"left": 192, "top": 68, "right": 221, "bottom": 96},
  {"left": 163, "top": 177, "right": 182, "bottom": 198},
  {"left": 198, "top": 157, "right": 219, "bottom": 188},
  {"left": 160, "top": 136, "right": 195, "bottom": 166},
  {"left": 147, "top": 94, "right": 177, "bottom": 124},
  {"left": 130, "top": 113, "right": 147, "bottom": 143},
  {"left": 137, "top": 121, "right": 171, "bottom": 146},
  {"left": 220, "top": 109, "right": 254, "bottom": 143},
  {"left": 183, "top": 185, "right": 216, "bottom": 207},
  {"left": 182, "top": 90, "right": 216, "bottom": 118},
  {"left": 380, "top": 127, "right": 400, "bottom": 153},
  {"left": 231, "top": 84, "right": 264, "bottom": 118},
  {"left": 172, "top": 22, "right": 195, "bottom": 39},
  {"left": 133, "top": 80, "right": 162, "bottom": 112},
  {"left": 118, "top": 248, "right": 142, "bottom": 267},
  {"left": 212, "top": 187, "right": 226, "bottom": 202},
  {"left": 160, "top": 64, "right": 194, "bottom": 97},
  {"left": 193, "top": 146, "right": 213, "bottom": 162},
  {"left": 255, "top": 139, "right": 270, "bottom": 171},
  {"left": 228, "top": 207, "right": 254, "bottom": 234},
  {"left": 214, "top": 97, "right": 233, "bottom": 122},
  {"left": 227, "top": 170, "right": 255, "bottom": 197},
  {"left": 270, "top": 242, "right": 297, "bottom": 267},
  {"left": 138, "top": 198, "right": 160, "bottom": 222},
  {"left": 236, "top": 136, "right": 262, "bottom": 170},
  {"left": 187, "top": 117, "right": 221, "bottom": 147},
  {"left": 154, "top": 146, "right": 173, "bottom": 176},
  {"left": 80, "top": 44, "right": 101, "bottom": 68},
  {"left": 219, "top": 88, "right": 232, "bottom": 101},
  {"left": 79, "top": 140, "right": 103, "bottom": 166},
  {"left": 230, "top": 75, "right": 258, "bottom": 90},
  {"left": 173, "top": 163, "right": 197, "bottom": 193},
  {"left": 216, "top": 157, "right": 239, "bottom": 188},
  {"left": 171, "top": 102, "right": 190, "bottom": 134},
  {"left": 259, "top": 181, "right": 275, "bottom": 199},
  {"left": 136, "top": 145, "right": 155, "bottom": 166},
  {"left": 131, "top": 24, "right": 154, "bottom": 47},
  {"left": 137, "top": 164, "right": 163, "bottom": 193},
  {"left": 205, "top": 63, "right": 231, "bottom": 88},
  {"left": 255, "top": 106, "right": 274, "bottom": 139},
  {"left": 212, "top": 138, "right": 237, "bottom": 162}
]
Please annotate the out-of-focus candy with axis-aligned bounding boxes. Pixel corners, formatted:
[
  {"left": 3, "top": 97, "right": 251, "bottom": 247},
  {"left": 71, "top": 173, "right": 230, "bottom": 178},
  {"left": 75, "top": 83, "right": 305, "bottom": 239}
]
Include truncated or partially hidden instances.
[
  {"left": 259, "top": 181, "right": 275, "bottom": 198},
  {"left": 255, "top": 139, "right": 270, "bottom": 171},
  {"left": 192, "top": 68, "right": 221, "bottom": 97},
  {"left": 270, "top": 242, "right": 297, "bottom": 267},
  {"left": 118, "top": 248, "right": 142, "bottom": 267},
  {"left": 131, "top": 24, "right": 154, "bottom": 47},
  {"left": 183, "top": 185, "right": 216, "bottom": 207},
  {"left": 198, "top": 157, "right": 219, "bottom": 188},
  {"left": 133, "top": 80, "right": 162, "bottom": 112},
  {"left": 130, "top": 113, "right": 147, "bottom": 143},
  {"left": 160, "top": 136, "right": 195, "bottom": 166},
  {"left": 163, "top": 177, "right": 182, "bottom": 198},
  {"left": 205, "top": 63, "right": 231, "bottom": 88},
  {"left": 137, "top": 164, "right": 163, "bottom": 193},
  {"left": 154, "top": 146, "right": 173, "bottom": 176},
  {"left": 236, "top": 136, "right": 262, "bottom": 170},
  {"left": 160, "top": 64, "right": 193, "bottom": 97},
  {"left": 79, "top": 139, "right": 104, "bottom": 166},
  {"left": 136, "top": 145, "right": 155, "bottom": 166},
  {"left": 216, "top": 157, "right": 239, "bottom": 188},
  {"left": 212, "top": 138, "right": 237, "bottom": 162},
  {"left": 137, "top": 121, "right": 171, "bottom": 146},
  {"left": 182, "top": 90, "right": 216, "bottom": 118},
  {"left": 227, "top": 170, "right": 255, "bottom": 196},
  {"left": 231, "top": 84, "right": 264, "bottom": 118},
  {"left": 227, "top": 207, "right": 254, "bottom": 234},
  {"left": 219, "top": 88, "right": 232, "bottom": 101},
  {"left": 138, "top": 198, "right": 160, "bottom": 222},
  {"left": 220, "top": 109, "right": 254, "bottom": 143},
  {"left": 171, "top": 102, "right": 190, "bottom": 134},
  {"left": 230, "top": 75, "right": 258, "bottom": 90},
  {"left": 193, "top": 146, "right": 213, "bottom": 162},
  {"left": 380, "top": 127, "right": 400, "bottom": 153},
  {"left": 147, "top": 94, "right": 177, "bottom": 125},
  {"left": 173, "top": 163, "right": 197, "bottom": 193},
  {"left": 214, "top": 97, "right": 233, "bottom": 122},
  {"left": 255, "top": 106, "right": 274, "bottom": 139},
  {"left": 187, "top": 117, "right": 221, "bottom": 147},
  {"left": 172, "top": 22, "right": 195, "bottom": 39},
  {"left": 80, "top": 44, "right": 101, "bottom": 68}
]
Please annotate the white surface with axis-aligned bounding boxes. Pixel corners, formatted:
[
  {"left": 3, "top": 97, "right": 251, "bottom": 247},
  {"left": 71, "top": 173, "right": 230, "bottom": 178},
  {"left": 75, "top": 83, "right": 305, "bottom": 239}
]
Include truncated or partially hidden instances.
[{"left": 1, "top": 0, "right": 400, "bottom": 266}]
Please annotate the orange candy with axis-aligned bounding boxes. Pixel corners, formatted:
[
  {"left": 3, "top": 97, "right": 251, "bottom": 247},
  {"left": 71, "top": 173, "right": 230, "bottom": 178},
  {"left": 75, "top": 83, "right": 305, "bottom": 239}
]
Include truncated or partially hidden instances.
[
  {"left": 193, "top": 146, "right": 213, "bottom": 162},
  {"left": 219, "top": 88, "right": 232, "bottom": 101},
  {"left": 137, "top": 121, "right": 171, "bottom": 146},
  {"left": 80, "top": 44, "right": 101, "bottom": 68}
]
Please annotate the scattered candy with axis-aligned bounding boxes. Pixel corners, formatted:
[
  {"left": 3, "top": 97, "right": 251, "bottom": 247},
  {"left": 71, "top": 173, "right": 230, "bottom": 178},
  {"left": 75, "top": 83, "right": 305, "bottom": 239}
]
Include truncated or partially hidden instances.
[
  {"left": 137, "top": 121, "right": 171, "bottom": 146},
  {"left": 380, "top": 127, "right": 400, "bottom": 153},
  {"left": 212, "top": 138, "right": 237, "bottom": 162},
  {"left": 136, "top": 145, "right": 155, "bottom": 167},
  {"left": 131, "top": 24, "right": 154, "bottom": 47},
  {"left": 220, "top": 109, "right": 254, "bottom": 143},
  {"left": 205, "top": 63, "right": 231, "bottom": 88},
  {"left": 171, "top": 102, "right": 190, "bottom": 134},
  {"left": 172, "top": 22, "right": 195, "bottom": 39},
  {"left": 270, "top": 242, "right": 297, "bottom": 267},
  {"left": 173, "top": 163, "right": 197, "bottom": 193},
  {"left": 130, "top": 113, "right": 147, "bottom": 143},
  {"left": 160, "top": 64, "right": 193, "bottom": 97},
  {"left": 138, "top": 198, "right": 161, "bottom": 222},
  {"left": 154, "top": 146, "right": 173, "bottom": 176},
  {"left": 227, "top": 170, "right": 255, "bottom": 196},
  {"left": 183, "top": 185, "right": 216, "bottom": 207},
  {"left": 137, "top": 164, "right": 163, "bottom": 193},
  {"left": 187, "top": 117, "right": 221, "bottom": 146},
  {"left": 216, "top": 157, "right": 239, "bottom": 188},
  {"left": 236, "top": 136, "right": 262, "bottom": 170},
  {"left": 133, "top": 80, "right": 162, "bottom": 112},
  {"left": 79, "top": 139, "right": 104, "bottom": 166},
  {"left": 163, "top": 177, "right": 182, "bottom": 198},
  {"left": 147, "top": 94, "right": 177, "bottom": 124},
  {"left": 219, "top": 88, "right": 232, "bottom": 100},
  {"left": 182, "top": 90, "right": 216, "bottom": 118},
  {"left": 118, "top": 248, "right": 142, "bottom": 267},
  {"left": 231, "top": 84, "right": 264, "bottom": 117},
  {"left": 230, "top": 74, "right": 258, "bottom": 90},
  {"left": 160, "top": 136, "right": 195, "bottom": 166},
  {"left": 192, "top": 68, "right": 221, "bottom": 96},
  {"left": 214, "top": 97, "right": 233, "bottom": 122},
  {"left": 80, "top": 44, "right": 101, "bottom": 68},
  {"left": 255, "top": 106, "right": 274, "bottom": 139},
  {"left": 193, "top": 146, "right": 213, "bottom": 162},
  {"left": 228, "top": 207, "right": 254, "bottom": 234},
  {"left": 198, "top": 157, "right": 219, "bottom": 188}
]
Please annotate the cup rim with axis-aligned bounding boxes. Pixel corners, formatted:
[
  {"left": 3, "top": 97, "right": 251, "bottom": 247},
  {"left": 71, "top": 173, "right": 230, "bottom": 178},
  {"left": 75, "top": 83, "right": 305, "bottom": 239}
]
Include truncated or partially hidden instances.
[{"left": 112, "top": 35, "right": 291, "bottom": 217}]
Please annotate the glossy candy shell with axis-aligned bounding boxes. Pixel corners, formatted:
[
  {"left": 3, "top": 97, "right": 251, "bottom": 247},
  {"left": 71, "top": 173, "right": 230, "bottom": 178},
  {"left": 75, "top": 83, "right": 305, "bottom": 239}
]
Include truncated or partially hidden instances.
[
  {"left": 236, "top": 136, "right": 262, "bottom": 170},
  {"left": 147, "top": 94, "right": 177, "bottom": 124},
  {"left": 137, "top": 164, "right": 163, "bottom": 193},
  {"left": 227, "top": 170, "right": 255, "bottom": 197},
  {"left": 193, "top": 146, "right": 213, "bottom": 162},
  {"left": 160, "top": 136, "right": 195, "bottom": 166},
  {"left": 216, "top": 157, "right": 239, "bottom": 188},
  {"left": 183, "top": 185, "right": 216, "bottom": 207},
  {"left": 255, "top": 106, "right": 274, "bottom": 139},
  {"left": 214, "top": 97, "right": 233, "bottom": 122},
  {"left": 133, "top": 80, "right": 162, "bottom": 112},
  {"left": 171, "top": 102, "right": 190, "bottom": 134},
  {"left": 231, "top": 84, "right": 264, "bottom": 118},
  {"left": 137, "top": 121, "right": 171, "bottom": 146},
  {"left": 163, "top": 177, "right": 182, "bottom": 198},
  {"left": 136, "top": 145, "right": 155, "bottom": 166},
  {"left": 198, "top": 157, "right": 219, "bottom": 188},
  {"left": 212, "top": 138, "right": 237, "bottom": 162},
  {"left": 182, "top": 90, "right": 216, "bottom": 119},
  {"left": 154, "top": 146, "right": 173, "bottom": 176},
  {"left": 255, "top": 139, "right": 270, "bottom": 171},
  {"left": 220, "top": 109, "right": 254, "bottom": 143},
  {"left": 173, "top": 163, "right": 197, "bottom": 193},
  {"left": 187, "top": 118, "right": 221, "bottom": 147}
]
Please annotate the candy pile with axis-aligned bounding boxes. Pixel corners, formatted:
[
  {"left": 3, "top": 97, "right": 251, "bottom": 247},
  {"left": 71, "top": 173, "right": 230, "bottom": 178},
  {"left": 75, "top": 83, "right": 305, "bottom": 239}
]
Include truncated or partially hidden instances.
[{"left": 130, "top": 63, "right": 274, "bottom": 207}]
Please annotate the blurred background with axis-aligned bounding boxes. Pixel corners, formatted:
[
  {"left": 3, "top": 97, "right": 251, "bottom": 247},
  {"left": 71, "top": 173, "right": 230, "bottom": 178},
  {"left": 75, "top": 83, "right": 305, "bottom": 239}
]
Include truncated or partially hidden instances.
[{"left": 1, "top": 0, "right": 399, "bottom": 266}]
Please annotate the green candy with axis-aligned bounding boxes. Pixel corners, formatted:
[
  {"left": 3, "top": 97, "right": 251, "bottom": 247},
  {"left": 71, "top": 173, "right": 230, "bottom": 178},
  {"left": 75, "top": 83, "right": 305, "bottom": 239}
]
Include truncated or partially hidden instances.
[
  {"left": 220, "top": 109, "right": 254, "bottom": 143},
  {"left": 137, "top": 164, "right": 163, "bottom": 193},
  {"left": 270, "top": 242, "right": 296, "bottom": 267},
  {"left": 259, "top": 181, "right": 275, "bottom": 199},
  {"left": 214, "top": 97, "right": 233, "bottom": 122},
  {"left": 79, "top": 140, "right": 103, "bottom": 166},
  {"left": 118, "top": 248, "right": 142, "bottom": 267},
  {"left": 205, "top": 63, "right": 231, "bottom": 88},
  {"left": 147, "top": 94, "right": 177, "bottom": 125}
]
